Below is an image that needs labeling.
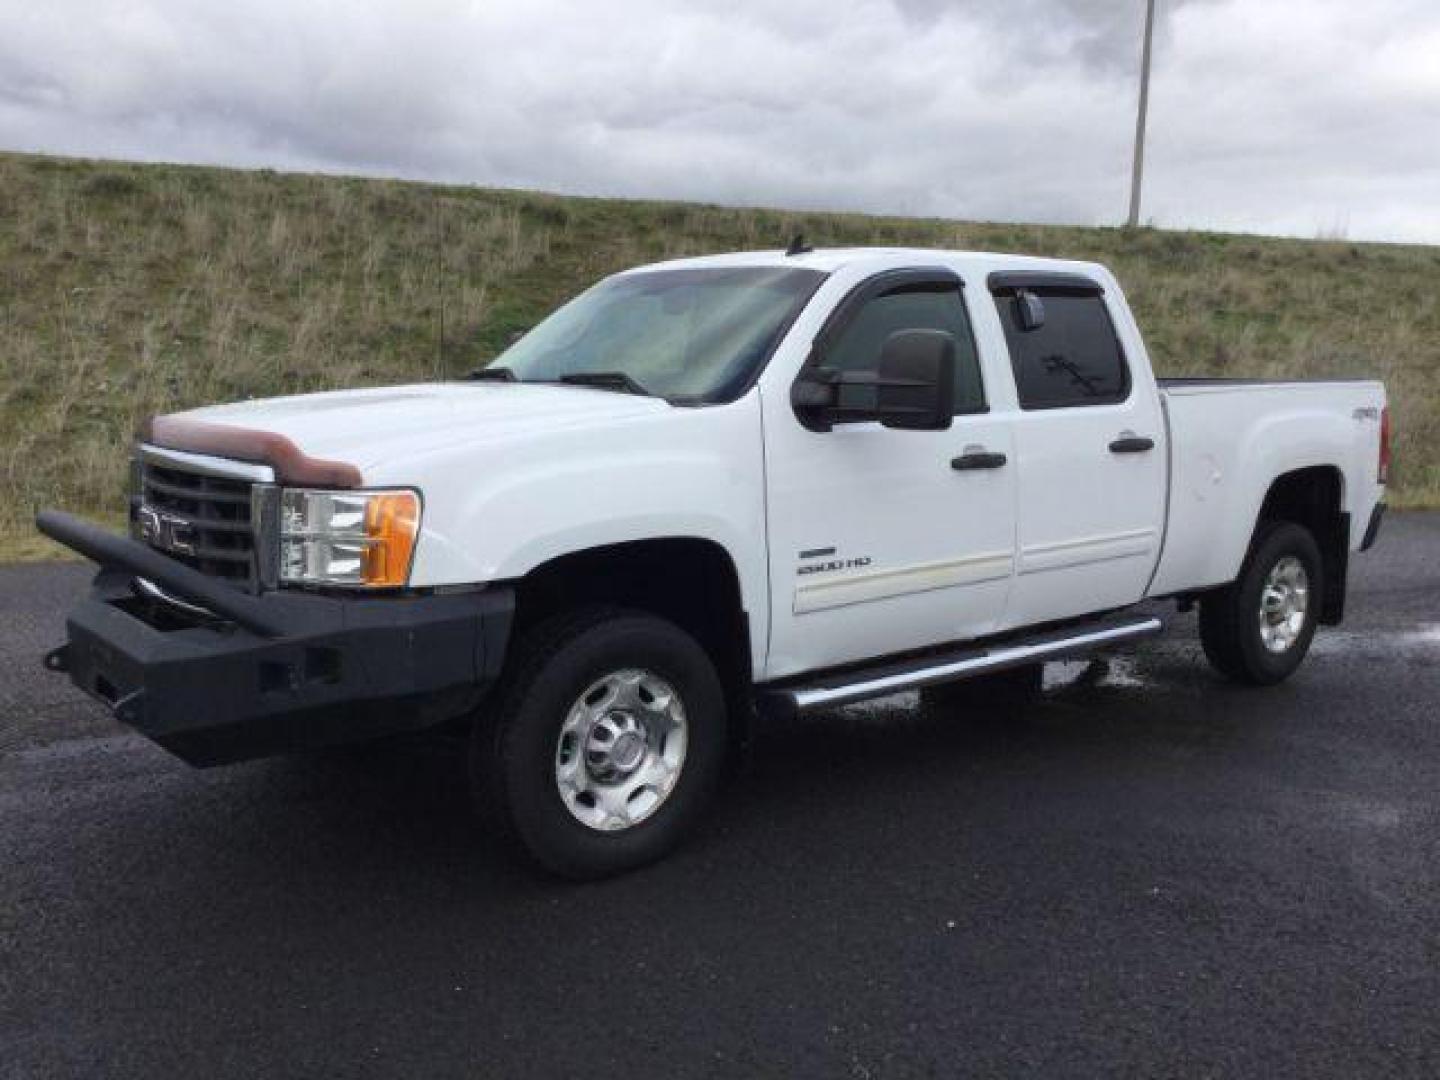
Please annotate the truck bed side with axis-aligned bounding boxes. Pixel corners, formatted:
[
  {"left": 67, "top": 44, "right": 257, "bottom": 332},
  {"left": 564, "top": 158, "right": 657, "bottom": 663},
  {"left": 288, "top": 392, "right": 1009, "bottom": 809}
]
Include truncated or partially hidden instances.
[{"left": 1147, "top": 380, "right": 1386, "bottom": 598}]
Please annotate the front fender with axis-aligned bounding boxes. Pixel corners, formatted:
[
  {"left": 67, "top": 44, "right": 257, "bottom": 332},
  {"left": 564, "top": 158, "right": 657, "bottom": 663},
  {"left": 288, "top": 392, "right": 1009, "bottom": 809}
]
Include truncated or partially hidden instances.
[{"left": 386, "top": 395, "right": 770, "bottom": 671}]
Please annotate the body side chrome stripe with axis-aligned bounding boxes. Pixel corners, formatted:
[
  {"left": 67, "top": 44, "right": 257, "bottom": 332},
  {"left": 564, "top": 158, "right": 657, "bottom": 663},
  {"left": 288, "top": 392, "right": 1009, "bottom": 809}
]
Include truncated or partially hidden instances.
[
  {"left": 1018, "top": 527, "right": 1158, "bottom": 575},
  {"left": 793, "top": 550, "right": 1014, "bottom": 615}
]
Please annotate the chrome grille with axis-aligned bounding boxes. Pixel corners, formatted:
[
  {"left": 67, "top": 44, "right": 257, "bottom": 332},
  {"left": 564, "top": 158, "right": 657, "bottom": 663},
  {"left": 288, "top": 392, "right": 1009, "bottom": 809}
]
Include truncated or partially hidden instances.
[{"left": 138, "top": 461, "right": 257, "bottom": 588}]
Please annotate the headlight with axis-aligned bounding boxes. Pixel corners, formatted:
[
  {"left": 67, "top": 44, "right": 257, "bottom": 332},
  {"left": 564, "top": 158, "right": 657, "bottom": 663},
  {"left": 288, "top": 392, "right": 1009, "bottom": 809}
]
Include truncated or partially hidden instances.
[{"left": 279, "top": 488, "right": 420, "bottom": 588}]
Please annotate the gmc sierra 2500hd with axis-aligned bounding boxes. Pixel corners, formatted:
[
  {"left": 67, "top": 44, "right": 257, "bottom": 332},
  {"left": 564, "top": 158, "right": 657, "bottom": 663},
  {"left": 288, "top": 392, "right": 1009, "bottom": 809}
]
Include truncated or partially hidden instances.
[{"left": 38, "top": 246, "right": 1389, "bottom": 878}]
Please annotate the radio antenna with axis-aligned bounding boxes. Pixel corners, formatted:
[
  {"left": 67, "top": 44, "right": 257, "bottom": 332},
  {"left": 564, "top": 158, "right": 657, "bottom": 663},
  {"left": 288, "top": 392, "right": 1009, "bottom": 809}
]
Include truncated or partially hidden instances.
[{"left": 785, "top": 233, "right": 813, "bottom": 256}]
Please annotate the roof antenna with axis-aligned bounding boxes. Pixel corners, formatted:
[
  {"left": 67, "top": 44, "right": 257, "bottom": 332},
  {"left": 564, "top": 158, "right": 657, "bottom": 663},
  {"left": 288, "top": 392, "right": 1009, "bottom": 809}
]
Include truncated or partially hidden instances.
[{"left": 785, "top": 233, "right": 813, "bottom": 257}]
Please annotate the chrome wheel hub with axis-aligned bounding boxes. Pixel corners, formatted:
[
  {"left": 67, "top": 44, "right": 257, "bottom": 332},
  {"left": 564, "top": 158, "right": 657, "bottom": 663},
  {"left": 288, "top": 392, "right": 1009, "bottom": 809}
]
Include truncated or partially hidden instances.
[
  {"left": 555, "top": 668, "right": 687, "bottom": 832},
  {"left": 584, "top": 712, "right": 648, "bottom": 780},
  {"left": 1258, "top": 555, "right": 1309, "bottom": 653}
]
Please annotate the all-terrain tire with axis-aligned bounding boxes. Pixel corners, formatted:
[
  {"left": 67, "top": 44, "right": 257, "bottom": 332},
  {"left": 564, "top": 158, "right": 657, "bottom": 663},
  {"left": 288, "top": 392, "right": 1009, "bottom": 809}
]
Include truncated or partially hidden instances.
[
  {"left": 1199, "top": 521, "right": 1323, "bottom": 686},
  {"left": 471, "top": 607, "right": 727, "bottom": 879}
]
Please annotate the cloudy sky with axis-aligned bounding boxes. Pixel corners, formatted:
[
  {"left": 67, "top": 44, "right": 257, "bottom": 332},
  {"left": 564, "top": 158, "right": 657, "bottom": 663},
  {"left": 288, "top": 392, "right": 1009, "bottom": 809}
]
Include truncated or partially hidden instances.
[{"left": 2, "top": 0, "right": 1437, "bottom": 243}]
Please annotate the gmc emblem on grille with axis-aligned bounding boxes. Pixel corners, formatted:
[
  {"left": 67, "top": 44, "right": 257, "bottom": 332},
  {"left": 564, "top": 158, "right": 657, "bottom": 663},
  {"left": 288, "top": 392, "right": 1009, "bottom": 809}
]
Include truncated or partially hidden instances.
[{"left": 137, "top": 506, "right": 197, "bottom": 556}]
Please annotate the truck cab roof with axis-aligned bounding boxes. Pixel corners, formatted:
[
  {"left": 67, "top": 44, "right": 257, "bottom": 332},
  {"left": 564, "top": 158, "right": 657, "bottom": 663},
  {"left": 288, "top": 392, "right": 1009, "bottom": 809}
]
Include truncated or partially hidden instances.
[{"left": 622, "top": 246, "right": 1112, "bottom": 284}]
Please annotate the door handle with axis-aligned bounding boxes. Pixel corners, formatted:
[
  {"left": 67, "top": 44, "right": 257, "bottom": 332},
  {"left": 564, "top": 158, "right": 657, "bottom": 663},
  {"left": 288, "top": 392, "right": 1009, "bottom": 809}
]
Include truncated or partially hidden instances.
[
  {"left": 951, "top": 448, "right": 1008, "bottom": 471},
  {"left": 1109, "top": 433, "right": 1155, "bottom": 454}
]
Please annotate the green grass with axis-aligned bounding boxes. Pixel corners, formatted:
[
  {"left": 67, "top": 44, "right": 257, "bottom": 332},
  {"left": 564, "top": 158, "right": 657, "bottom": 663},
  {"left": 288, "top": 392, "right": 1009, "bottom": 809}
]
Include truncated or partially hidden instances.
[{"left": 3, "top": 151, "right": 1437, "bottom": 560}]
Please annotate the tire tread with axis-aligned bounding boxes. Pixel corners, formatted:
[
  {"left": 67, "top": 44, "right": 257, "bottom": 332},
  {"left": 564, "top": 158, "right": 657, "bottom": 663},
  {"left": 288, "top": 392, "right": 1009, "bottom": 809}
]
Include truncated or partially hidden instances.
[
  {"left": 1198, "top": 520, "right": 1322, "bottom": 686},
  {"left": 472, "top": 610, "right": 725, "bottom": 881},
  {"left": 472, "top": 606, "right": 632, "bottom": 853}
]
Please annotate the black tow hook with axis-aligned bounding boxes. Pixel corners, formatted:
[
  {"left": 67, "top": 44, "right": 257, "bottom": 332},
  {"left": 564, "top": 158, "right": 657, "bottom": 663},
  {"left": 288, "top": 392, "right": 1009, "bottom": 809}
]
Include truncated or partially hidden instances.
[{"left": 43, "top": 645, "right": 70, "bottom": 674}]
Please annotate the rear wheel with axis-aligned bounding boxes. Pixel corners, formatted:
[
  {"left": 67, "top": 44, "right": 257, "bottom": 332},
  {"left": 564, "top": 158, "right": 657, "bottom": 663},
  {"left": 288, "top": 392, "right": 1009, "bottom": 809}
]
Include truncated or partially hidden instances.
[
  {"left": 471, "top": 608, "right": 727, "bottom": 879},
  {"left": 1199, "top": 521, "right": 1323, "bottom": 686}
]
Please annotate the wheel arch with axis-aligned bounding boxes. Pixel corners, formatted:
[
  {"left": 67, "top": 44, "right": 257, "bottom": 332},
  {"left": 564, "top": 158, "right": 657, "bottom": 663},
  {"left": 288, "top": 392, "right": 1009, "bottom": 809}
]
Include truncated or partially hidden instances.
[
  {"left": 1251, "top": 465, "right": 1348, "bottom": 624},
  {"left": 509, "top": 536, "right": 757, "bottom": 752}
]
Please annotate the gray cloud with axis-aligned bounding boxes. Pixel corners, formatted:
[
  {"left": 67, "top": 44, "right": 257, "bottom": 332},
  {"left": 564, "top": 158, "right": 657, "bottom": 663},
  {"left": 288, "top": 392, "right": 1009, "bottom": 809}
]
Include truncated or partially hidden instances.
[{"left": 0, "top": 0, "right": 1436, "bottom": 242}]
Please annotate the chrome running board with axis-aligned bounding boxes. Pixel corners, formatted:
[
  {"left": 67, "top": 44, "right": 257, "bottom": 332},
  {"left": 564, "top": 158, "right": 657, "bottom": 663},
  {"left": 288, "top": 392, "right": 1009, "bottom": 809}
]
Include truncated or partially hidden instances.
[{"left": 760, "top": 615, "right": 1163, "bottom": 714}]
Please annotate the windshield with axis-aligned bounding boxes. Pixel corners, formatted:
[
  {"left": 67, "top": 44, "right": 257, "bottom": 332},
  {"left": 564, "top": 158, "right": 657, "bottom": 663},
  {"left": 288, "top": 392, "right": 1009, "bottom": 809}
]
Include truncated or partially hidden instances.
[{"left": 487, "top": 266, "right": 826, "bottom": 402}]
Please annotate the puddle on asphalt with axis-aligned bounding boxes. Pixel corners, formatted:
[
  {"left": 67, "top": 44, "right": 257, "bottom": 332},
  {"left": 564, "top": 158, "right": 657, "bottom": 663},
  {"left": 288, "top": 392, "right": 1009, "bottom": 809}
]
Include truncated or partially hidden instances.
[
  {"left": 836, "top": 657, "right": 1153, "bottom": 718},
  {"left": 1043, "top": 656, "right": 1148, "bottom": 691},
  {"left": 812, "top": 620, "right": 1440, "bottom": 729},
  {"left": 1309, "top": 623, "right": 1440, "bottom": 658}
]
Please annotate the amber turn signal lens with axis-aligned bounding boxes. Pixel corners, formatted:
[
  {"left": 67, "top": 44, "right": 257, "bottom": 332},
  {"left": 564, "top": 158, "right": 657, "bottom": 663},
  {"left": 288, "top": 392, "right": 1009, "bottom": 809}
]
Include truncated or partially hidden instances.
[{"left": 361, "top": 491, "right": 420, "bottom": 587}]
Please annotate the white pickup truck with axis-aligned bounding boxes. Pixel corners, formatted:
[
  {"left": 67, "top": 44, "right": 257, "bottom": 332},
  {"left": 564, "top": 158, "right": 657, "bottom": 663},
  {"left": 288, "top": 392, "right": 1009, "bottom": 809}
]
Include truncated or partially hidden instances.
[{"left": 39, "top": 246, "right": 1389, "bottom": 877}]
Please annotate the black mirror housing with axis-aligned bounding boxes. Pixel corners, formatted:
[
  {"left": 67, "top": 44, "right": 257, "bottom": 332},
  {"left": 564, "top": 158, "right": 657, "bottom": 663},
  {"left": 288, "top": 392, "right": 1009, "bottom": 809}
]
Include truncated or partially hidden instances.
[
  {"left": 792, "top": 329, "right": 955, "bottom": 432},
  {"left": 875, "top": 329, "right": 955, "bottom": 430},
  {"left": 1015, "top": 289, "right": 1045, "bottom": 331}
]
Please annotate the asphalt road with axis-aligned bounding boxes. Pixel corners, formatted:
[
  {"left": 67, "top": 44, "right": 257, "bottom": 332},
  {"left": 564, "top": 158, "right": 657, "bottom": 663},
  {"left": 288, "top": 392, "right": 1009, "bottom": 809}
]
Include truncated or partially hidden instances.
[{"left": 3, "top": 516, "right": 1438, "bottom": 1078}]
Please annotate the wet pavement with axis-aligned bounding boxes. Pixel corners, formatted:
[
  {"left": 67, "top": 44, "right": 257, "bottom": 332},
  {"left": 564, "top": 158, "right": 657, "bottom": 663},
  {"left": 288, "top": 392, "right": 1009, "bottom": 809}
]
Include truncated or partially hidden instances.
[{"left": 2, "top": 515, "right": 1438, "bottom": 1077}]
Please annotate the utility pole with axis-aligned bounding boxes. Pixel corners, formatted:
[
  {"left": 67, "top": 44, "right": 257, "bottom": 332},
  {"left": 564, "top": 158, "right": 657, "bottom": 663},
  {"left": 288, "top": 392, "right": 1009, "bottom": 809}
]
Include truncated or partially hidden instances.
[{"left": 1126, "top": 0, "right": 1156, "bottom": 228}]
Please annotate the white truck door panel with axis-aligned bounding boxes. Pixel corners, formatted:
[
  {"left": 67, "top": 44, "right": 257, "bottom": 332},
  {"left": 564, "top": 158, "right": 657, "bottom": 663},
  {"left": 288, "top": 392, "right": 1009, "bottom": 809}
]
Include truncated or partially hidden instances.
[
  {"left": 765, "top": 417, "right": 1016, "bottom": 677},
  {"left": 987, "top": 275, "right": 1167, "bottom": 629},
  {"left": 762, "top": 270, "right": 1016, "bottom": 680}
]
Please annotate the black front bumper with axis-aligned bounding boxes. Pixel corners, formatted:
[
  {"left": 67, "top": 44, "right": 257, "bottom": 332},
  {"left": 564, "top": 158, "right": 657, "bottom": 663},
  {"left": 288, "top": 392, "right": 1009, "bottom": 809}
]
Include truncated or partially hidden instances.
[{"left": 39, "top": 511, "right": 513, "bottom": 766}]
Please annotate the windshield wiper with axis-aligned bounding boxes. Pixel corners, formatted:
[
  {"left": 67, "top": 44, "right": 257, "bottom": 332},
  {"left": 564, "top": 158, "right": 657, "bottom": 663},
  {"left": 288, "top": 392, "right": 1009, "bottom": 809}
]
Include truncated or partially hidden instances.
[
  {"left": 555, "top": 372, "right": 651, "bottom": 397},
  {"left": 465, "top": 366, "right": 517, "bottom": 382}
]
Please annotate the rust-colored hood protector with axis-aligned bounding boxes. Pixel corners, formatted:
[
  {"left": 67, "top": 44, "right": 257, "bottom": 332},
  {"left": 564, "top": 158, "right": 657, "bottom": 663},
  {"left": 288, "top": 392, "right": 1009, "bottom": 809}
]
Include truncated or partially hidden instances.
[{"left": 141, "top": 415, "right": 363, "bottom": 488}]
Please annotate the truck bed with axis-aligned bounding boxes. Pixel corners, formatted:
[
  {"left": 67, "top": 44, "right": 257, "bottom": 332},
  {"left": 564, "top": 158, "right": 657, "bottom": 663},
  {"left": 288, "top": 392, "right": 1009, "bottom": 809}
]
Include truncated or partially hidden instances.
[{"left": 1147, "top": 377, "right": 1386, "bottom": 598}]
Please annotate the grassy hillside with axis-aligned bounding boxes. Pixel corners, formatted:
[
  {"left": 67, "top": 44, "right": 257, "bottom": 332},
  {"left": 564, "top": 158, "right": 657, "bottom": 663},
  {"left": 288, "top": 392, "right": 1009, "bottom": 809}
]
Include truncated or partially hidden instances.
[{"left": 2, "top": 151, "right": 1437, "bottom": 559}]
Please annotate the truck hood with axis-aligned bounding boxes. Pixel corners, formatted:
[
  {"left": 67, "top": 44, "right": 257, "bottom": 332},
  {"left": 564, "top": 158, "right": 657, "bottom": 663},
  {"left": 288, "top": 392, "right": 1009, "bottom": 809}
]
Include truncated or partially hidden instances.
[{"left": 165, "top": 382, "right": 673, "bottom": 480}]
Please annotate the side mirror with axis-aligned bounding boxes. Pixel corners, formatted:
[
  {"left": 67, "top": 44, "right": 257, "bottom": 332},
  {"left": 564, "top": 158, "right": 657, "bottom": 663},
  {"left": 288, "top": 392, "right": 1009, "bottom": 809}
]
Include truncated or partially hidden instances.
[
  {"left": 874, "top": 329, "right": 956, "bottom": 430},
  {"left": 1015, "top": 289, "right": 1045, "bottom": 331},
  {"left": 792, "top": 329, "right": 955, "bottom": 432}
]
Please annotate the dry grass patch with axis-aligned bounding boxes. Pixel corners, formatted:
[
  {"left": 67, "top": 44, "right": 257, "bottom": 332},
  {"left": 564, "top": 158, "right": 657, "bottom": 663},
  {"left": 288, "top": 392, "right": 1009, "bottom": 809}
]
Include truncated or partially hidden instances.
[{"left": 2, "top": 152, "right": 1437, "bottom": 560}]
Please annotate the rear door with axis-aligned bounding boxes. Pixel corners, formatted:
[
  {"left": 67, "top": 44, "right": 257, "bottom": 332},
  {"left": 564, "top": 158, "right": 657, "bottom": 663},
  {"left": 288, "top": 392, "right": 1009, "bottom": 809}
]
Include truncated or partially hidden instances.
[{"left": 987, "top": 273, "right": 1166, "bottom": 629}]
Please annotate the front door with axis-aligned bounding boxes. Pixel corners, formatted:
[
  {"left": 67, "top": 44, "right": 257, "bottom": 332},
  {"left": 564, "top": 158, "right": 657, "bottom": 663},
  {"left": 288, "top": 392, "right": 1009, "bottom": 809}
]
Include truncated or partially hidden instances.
[{"left": 762, "top": 270, "right": 1017, "bottom": 680}]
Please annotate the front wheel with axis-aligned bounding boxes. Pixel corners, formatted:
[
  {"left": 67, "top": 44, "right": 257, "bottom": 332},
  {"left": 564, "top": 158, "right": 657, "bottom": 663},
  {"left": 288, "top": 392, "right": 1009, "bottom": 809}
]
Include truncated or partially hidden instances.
[
  {"left": 471, "top": 608, "right": 727, "bottom": 879},
  {"left": 1199, "top": 521, "right": 1323, "bottom": 686}
]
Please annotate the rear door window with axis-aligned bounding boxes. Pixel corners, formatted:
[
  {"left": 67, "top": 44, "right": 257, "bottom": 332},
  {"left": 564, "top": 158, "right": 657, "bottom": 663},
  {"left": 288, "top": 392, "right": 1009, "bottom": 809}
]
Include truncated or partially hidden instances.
[{"left": 993, "top": 288, "right": 1129, "bottom": 409}]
